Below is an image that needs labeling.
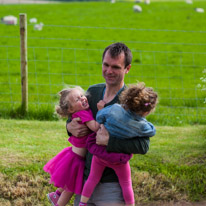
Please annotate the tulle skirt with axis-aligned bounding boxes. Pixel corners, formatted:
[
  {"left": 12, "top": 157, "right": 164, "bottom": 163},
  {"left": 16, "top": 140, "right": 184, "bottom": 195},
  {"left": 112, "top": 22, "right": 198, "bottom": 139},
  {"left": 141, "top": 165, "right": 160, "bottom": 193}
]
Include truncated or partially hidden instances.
[{"left": 43, "top": 147, "right": 85, "bottom": 194}]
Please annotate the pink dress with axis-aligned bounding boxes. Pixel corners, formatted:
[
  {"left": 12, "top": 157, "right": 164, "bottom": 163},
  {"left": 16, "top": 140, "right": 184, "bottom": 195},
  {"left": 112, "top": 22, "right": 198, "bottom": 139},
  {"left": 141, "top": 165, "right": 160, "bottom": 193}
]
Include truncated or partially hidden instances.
[{"left": 43, "top": 109, "right": 94, "bottom": 195}]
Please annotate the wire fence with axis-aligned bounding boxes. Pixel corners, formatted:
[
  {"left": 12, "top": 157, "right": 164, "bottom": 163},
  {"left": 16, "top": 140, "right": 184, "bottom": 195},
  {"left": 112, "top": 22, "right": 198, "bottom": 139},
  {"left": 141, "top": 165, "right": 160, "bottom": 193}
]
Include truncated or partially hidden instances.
[{"left": 0, "top": 19, "right": 206, "bottom": 124}]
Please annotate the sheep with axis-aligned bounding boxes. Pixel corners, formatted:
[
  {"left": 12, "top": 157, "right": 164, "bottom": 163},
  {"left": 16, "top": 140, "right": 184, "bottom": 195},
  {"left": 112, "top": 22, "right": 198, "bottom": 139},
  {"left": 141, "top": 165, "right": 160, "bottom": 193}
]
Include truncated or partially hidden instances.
[
  {"left": 1, "top": 15, "right": 17, "bottom": 25},
  {"left": 144, "top": 0, "right": 150, "bottom": 5},
  {"left": 185, "top": 0, "right": 193, "bottom": 4},
  {"left": 195, "top": 8, "right": 205, "bottom": 13},
  {"left": 34, "top": 22, "right": 44, "bottom": 31},
  {"left": 133, "top": 5, "right": 142, "bottom": 13},
  {"left": 29, "top": 18, "right": 37, "bottom": 23}
]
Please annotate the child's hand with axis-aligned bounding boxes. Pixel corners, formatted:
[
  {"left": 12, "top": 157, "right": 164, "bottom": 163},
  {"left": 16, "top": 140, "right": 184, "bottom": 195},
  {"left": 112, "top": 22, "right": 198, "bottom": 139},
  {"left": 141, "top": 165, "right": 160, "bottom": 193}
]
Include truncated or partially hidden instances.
[
  {"left": 96, "top": 124, "right": 109, "bottom": 146},
  {"left": 97, "top": 100, "right": 106, "bottom": 110}
]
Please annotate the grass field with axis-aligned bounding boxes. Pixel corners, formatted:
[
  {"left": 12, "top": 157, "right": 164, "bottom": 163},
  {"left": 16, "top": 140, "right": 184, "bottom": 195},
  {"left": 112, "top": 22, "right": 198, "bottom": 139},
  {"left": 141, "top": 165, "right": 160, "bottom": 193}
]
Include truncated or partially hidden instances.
[
  {"left": 0, "top": 2, "right": 206, "bottom": 206},
  {"left": 0, "top": 118, "right": 205, "bottom": 205},
  {"left": 0, "top": 1, "right": 206, "bottom": 124}
]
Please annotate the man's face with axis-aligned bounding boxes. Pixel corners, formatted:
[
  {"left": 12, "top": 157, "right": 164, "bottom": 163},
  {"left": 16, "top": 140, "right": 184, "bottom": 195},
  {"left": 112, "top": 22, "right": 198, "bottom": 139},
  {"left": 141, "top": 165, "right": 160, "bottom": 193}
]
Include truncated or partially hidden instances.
[{"left": 102, "top": 51, "right": 131, "bottom": 87}]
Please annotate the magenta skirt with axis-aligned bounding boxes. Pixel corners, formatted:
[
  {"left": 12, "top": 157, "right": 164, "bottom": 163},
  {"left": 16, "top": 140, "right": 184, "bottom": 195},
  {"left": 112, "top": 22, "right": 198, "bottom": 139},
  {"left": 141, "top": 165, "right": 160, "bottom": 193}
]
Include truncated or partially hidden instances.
[{"left": 43, "top": 147, "right": 85, "bottom": 194}]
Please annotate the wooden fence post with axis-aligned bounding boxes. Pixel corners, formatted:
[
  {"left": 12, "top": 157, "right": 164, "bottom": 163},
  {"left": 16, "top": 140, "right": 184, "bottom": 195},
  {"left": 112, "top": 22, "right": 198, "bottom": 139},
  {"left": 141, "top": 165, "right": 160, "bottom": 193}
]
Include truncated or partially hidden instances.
[{"left": 19, "top": 13, "right": 28, "bottom": 112}]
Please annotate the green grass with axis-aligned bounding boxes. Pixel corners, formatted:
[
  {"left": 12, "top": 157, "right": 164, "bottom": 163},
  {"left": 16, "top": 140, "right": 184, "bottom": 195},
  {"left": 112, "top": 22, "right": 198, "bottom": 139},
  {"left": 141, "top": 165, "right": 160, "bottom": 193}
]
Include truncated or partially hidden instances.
[
  {"left": 0, "top": 1, "right": 206, "bottom": 124},
  {"left": 0, "top": 119, "right": 205, "bottom": 205}
]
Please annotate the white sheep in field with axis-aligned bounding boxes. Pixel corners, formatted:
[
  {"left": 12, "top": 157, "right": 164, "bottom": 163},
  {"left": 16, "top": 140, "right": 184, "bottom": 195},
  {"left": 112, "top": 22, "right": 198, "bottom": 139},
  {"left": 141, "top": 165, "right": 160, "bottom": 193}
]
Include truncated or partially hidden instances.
[
  {"left": 185, "top": 0, "right": 193, "bottom": 4},
  {"left": 133, "top": 5, "right": 142, "bottom": 13},
  {"left": 29, "top": 18, "right": 37, "bottom": 23},
  {"left": 144, "top": 0, "right": 150, "bottom": 4},
  {"left": 34, "top": 22, "right": 44, "bottom": 31},
  {"left": 195, "top": 8, "right": 204, "bottom": 13},
  {"left": 1, "top": 15, "right": 17, "bottom": 25}
]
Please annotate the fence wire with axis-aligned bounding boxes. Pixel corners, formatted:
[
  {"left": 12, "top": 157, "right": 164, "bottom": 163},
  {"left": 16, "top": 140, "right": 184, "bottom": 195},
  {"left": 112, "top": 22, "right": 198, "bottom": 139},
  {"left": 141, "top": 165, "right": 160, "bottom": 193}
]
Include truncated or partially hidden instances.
[{"left": 0, "top": 23, "right": 205, "bottom": 124}]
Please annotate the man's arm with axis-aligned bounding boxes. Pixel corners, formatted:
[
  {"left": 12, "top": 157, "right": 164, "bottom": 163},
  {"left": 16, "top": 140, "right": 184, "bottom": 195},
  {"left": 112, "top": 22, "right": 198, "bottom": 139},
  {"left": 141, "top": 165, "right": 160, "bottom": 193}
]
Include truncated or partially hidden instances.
[
  {"left": 107, "top": 136, "right": 150, "bottom": 154},
  {"left": 96, "top": 124, "right": 150, "bottom": 154},
  {"left": 66, "top": 118, "right": 90, "bottom": 137}
]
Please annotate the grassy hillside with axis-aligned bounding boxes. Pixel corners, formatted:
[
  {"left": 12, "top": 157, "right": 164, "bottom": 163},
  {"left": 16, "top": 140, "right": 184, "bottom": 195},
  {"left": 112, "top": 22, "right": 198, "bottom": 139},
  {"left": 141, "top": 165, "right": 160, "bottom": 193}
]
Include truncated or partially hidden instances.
[
  {"left": 0, "top": 119, "right": 205, "bottom": 205},
  {"left": 0, "top": 1, "right": 206, "bottom": 124}
]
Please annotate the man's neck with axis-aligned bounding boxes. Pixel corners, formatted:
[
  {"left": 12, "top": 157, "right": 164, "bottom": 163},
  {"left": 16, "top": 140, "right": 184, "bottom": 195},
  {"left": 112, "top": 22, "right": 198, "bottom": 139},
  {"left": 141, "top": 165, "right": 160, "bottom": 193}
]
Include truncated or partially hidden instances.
[{"left": 103, "top": 83, "right": 124, "bottom": 104}]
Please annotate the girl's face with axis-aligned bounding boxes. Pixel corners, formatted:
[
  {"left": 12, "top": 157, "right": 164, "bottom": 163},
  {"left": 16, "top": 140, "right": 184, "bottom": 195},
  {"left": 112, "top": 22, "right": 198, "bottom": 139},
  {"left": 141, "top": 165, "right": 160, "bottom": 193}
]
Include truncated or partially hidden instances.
[{"left": 67, "top": 88, "right": 89, "bottom": 113}]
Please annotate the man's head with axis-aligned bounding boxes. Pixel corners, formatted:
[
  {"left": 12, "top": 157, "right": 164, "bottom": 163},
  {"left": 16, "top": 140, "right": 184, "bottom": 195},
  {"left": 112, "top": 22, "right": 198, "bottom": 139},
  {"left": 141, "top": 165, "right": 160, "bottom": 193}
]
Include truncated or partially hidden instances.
[
  {"left": 102, "top": 42, "right": 132, "bottom": 87},
  {"left": 102, "top": 42, "right": 132, "bottom": 68}
]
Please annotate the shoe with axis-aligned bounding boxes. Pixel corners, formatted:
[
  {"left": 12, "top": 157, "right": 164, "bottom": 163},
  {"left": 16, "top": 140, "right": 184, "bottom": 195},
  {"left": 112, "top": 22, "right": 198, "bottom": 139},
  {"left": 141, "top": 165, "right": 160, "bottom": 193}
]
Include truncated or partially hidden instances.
[{"left": 47, "top": 192, "right": 60, "bottom": 206}]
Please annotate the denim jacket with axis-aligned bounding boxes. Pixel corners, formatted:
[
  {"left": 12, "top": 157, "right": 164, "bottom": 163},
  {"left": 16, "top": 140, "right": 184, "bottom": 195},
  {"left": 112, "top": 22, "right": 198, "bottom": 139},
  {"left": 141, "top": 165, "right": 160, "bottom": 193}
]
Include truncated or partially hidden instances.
[{"left": 96, "top": 103, "right": 156, "bottom": 139}]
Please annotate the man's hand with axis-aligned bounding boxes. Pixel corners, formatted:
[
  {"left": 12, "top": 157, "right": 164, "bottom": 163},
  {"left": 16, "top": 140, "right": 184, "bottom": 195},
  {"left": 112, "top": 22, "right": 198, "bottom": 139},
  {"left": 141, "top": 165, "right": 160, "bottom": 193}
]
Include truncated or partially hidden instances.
[
  {"left": 97, "top": 100, "right": 106, "bottom": 110},
  {"left": 96, "top": 124, "right": 109, "bottom": 146},
  {"left": 67, "top": 117, "right": 90, "bottom": 137}
]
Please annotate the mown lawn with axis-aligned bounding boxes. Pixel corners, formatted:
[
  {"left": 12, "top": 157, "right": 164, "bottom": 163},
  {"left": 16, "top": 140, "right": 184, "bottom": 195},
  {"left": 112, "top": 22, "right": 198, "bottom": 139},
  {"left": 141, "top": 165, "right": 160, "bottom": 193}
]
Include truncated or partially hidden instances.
[{"left": 0, "top": 119, "right": 205, "bottom": 205}]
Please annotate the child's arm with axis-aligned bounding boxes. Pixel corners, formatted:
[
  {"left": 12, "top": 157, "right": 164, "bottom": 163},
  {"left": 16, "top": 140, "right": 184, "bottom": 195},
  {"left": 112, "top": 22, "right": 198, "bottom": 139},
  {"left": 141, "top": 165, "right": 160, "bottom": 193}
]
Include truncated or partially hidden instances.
[
  {"left": 85, "top": 100, "right": 106, "bottom": 132},
  {"left": 85, "top": 120, "right": 100, "bottom": 132}
]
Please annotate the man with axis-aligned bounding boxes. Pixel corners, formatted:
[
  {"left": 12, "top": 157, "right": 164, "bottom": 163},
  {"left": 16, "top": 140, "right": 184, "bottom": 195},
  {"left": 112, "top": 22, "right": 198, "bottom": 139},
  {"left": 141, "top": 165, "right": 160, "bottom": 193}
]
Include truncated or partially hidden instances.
[{"left": 67, "top": 42, "right": 150, "bottom": 206}]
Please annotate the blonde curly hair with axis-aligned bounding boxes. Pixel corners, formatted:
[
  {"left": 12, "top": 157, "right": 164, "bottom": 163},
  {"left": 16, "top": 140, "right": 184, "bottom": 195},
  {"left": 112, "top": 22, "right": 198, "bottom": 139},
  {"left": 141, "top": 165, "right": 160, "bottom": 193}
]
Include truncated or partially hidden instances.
[
  {"left": 119, "top": 82, "right": 158, "bottom": 115},
  {"left": 55, "top": 86, "right": 85, "bottom": 118}
]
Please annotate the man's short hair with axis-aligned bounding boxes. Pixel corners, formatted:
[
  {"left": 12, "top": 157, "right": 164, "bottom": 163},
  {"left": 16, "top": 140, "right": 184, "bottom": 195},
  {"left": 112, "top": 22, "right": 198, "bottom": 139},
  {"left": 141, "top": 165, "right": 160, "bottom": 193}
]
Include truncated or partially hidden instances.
[{"left": 102, "top": 42, "right": 132, "bottom": 68}]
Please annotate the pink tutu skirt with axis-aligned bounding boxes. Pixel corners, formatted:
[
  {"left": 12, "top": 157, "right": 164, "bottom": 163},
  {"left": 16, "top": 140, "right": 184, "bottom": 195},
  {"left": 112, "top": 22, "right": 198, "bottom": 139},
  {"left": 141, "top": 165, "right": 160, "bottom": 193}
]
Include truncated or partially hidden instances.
[{"left": 43, "top": 147, "right": 85, "bottom": 194}]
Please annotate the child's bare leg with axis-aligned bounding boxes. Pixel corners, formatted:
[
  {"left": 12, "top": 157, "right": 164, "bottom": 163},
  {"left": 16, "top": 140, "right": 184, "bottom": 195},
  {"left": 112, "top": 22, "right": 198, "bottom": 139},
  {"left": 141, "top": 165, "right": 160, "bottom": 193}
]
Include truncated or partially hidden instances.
[
  {"left": 57, "top": 190, "right": 73, "bottom": 206},
  {"left": 57, "top": 188, "right": 64, "bottom": 193},
  {"left": 80, "top": 195, "right": 89, "bottom": 203}
]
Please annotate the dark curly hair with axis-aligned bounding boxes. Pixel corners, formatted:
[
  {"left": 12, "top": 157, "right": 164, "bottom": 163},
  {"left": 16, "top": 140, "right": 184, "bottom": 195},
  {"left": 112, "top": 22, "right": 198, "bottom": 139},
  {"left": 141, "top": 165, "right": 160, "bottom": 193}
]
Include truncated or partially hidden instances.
[{"left": 119, "top": 82, "right": 158, "bottom": 115}]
